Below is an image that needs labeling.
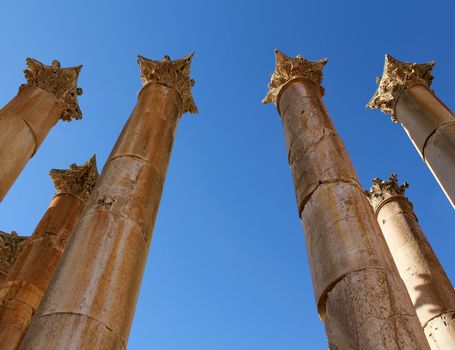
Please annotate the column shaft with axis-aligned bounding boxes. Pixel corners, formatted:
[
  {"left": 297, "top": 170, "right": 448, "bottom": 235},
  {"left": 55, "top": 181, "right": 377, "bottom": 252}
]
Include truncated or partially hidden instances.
[
  {"left": 367, "top": 55, "right": 455, "bottom": 208},
  {"left": 0, "top": 157, "right": 98, "bottom": 350},
  {"left": 0, "top": 86, "right": 59, "bottom": 201},
  {"left": 20, "top": 53, "right": 197, "bottom": 350},
  {"left": 264, "top": 51, "right": 430, "bottom": 349},
  {"left": 396, "top": 85, "right": 455, "bottom": 206},
  {"left": 0, "top": 58, "right": 83, "bottom": 203},
  {"left": 367, "top": 175, "right": 455, "bottom": 350}
]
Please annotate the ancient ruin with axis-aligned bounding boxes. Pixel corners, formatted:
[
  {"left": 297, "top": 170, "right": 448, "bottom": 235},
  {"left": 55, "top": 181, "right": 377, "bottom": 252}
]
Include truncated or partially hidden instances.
[
  {"left": 0, "top": 51, "right": 453, "bottom": 349},
  {"left": 263, "top": 50, "right": 431, "bottom": 349},
  {"left": 0, "top": 58, "right": 83, "bottom": 203},
  {"left": 0, "top": 157, "right": 98, "bottom": 350},
  {"left": 368, "top": 55, "right": 455, "bottom": 208},
  {"left": 366, "top": 174, "right": 455, "bottom": 349}
]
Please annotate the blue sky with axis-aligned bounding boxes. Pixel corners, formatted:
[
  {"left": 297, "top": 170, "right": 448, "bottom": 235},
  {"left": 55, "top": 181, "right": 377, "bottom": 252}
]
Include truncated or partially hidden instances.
[{"left": 0, "top": 0, "right": 454, "bottom": 349}]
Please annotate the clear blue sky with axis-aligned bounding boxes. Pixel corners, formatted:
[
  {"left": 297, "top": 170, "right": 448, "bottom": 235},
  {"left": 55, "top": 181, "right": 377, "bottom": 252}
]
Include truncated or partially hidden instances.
[{"left": 0, "top": 1, "right": 454, "bottom": 349}]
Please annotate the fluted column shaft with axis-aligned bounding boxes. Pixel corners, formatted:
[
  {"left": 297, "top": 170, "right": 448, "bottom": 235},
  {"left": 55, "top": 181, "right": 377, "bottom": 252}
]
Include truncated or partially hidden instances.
[
  {"left": 0, "top": 59, "right": 83, "bottom": 203},
  {"left": 20, "top": 54, "right": 197, "bottom": 350},
  {"left": 367, "top": 175, "right": 455, "bottom": 350},
  {"left": 0, "top": 157, "right": 98, "bottom": 350},
  {"left": 264, "top": 51, "right": 430, "bottom": 349},
  {"left": 368, "top": 55, "right": 455, "bottom": 208},
  {"left": 396, "top": 85, "right": 455, "bottom": 206}
]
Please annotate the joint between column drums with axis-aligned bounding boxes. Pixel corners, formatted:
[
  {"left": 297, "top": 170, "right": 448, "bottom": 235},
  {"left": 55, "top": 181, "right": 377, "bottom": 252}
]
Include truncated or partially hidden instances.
[
  {"left": 107, "top": 153, "right": 149, "bottom": 164},
  {"left": 276, "top": 78, "right": 320, "bottom": 116},
  {"left": 14, "top": 116, "right": 39, "bottom": 157},
  {"left": 298, "top": 178, "right": 362, "bottom": 218},
  {"left": 372, "top": 195, "right": 411, "bottom": 217},
  {"left": 138, "top": 82, "right": 184, "bottom": 117},
  {"left": 421, "top": 120, "right": 455, "bottom": 162},
  {"left": 53, "top": 192, "right": 85, "bottom": 203},
  {"left": 317, "top": 266, "right": 392, "bottom": 321},
  {"left": 40, "top": 311, "right": 127, "bottom": 349}
]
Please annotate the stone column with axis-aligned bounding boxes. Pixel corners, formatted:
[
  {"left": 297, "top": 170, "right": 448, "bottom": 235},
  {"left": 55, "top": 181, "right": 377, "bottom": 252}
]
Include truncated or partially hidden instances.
[
  {"left": 366, "top": 174, "right": 455, "bottom": 350},
  {"left": 0, "top": 232, "right": 27, "bottom": 284},
  {"left": 367, "top": 55, "right": 455, "bottom": 208},
  {"left": 263, "top": 50, "right": 430, "bottom": 349},
  {"left": 0, "top": 58, "right": 83, "bottom": 203},
  {"left": 0, "top": 156, "right": 98, "bottom": 350},
  {"left": 20, "top": 53, "right": 197, "bottom": 350}
]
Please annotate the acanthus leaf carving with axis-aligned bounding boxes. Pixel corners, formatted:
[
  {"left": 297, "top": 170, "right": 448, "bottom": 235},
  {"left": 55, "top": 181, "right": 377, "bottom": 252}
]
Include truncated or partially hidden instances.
[
  {"left": 365, "top": 173, "right": 410, "bottom": 212},
  {"left": 21, "top": 58, "right": 83, "bottom": 122},
  {"left": 263, "top": 50, "right": 328, "bottom": 106},
  {"left": 49, "top": 155, "right": 99, "bottom": 202},
  {"left": 137, "top": 53, "right": 198, "bottom": 115},
  {"left": 366, "top": 54, "right": 435, "bottom": 122}
]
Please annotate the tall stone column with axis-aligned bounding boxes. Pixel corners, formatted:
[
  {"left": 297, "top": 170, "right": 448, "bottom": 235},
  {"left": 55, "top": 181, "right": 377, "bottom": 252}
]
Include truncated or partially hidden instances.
[
  {"left": 0, "top": 58, "right": 83, "bottom": 203},
  {"left": 367, "top": 55, "right": 455, "bottom": 208},
  {"left": 0, "top": 156, "right": 98, "bottom": 350},
  {"left": 20, "top": 53, "right": 197, "bottom": 350},
  {"left": 366, "top": 174, "right": 455, "bottom": 350},
  {"left": 263, "top": 50, "right": 430, "bottom": 349}
]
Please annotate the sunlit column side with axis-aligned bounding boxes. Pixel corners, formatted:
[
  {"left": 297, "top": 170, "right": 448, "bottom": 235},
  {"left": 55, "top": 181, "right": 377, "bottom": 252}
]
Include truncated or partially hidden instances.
[
  {"left": 20, "top": 53, "right": 197, "bottom": 350},
  {"left": 367, "top": 55, "right": 455, "bottom": 208},
  {"left": 366, "top": 174, "right": 455, "bottom": 350},
  {"left": 263, "top": 50, "right": 430, "bottom": 349},
  {"left": 0, "top": 156, "right": 98, "bottom": 350},
  {"left": 0, "top": 59, "right": 83, "bottom": 203}
]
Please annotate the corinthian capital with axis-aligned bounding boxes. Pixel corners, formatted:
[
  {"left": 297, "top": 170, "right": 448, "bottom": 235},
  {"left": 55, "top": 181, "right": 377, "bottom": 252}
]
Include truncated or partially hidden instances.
[
  {"left": 137, "top": 53, "right": 198, "bottom": 115},
  {"left": 21, "top": 58, "right": 83, "bottom": 122},
  {"left": 49, "top": 155, "right": 99, "bottom": 202},
  {"left": 365, "top": 173, "right": 409, "bottom": 211},
  {"left": 263, "top": 50, "right": 328, "bottom": 105},
  {"left": 367, "top": 54, "right": 435, "bottom": 122}
]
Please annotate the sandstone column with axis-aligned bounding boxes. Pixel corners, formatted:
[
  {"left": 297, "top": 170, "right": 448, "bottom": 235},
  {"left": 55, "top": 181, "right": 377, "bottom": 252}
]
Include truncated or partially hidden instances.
[
  {"left": 263, "top": 50, "right": 430, "bottom": 349},
  {"left": 0, "top": 156, "right": 98, "bottom": 350},
  {"left": 366, "top": 174, "right": 455, "bottom": 350},
  {"left": 367, "top": 55, "right": 455, "bottom": 208},
  {"left": 20, "top": 53, "right": 197, "bottom": 350},
  {"left": 0, "top": 58, "right": 83, "bottom": 203}
]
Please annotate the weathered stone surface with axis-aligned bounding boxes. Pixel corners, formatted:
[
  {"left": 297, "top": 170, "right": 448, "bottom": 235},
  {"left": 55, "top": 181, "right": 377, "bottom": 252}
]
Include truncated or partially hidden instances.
[
  {"left": 263, "top": 50, "right": 327, "bottom": 106},
  {"left": 0, "top": 158, "right": 98, "bottom": 350},
  {"left": 425, "top": 312, "right": 455, "bottom": 350},
  {"left": 138, "top": 53, "right": 197, "bottom": 114},
  {"left": 367, "top": 54, "right": 434, "bottom": 121},
  {"left": 366, "top": 173, "right": 408, "bottom": 212},
  {"left": 367, "top": 175, "right": 455, "bottom": 348},
  {"left": 265, "top": 50, "right": 430, "bottom": 349},
  {"left": 325, "top": 269, "right": 427, "bottom": 350},
  {"left": 20, "top": 313, "right": 124, "bottom": 350},
  {"left": 21, "top": 58, "right": 83, "bottom": 121},
  {"left": 0, "top": 58, "right": 83, "bottom": 203},
  {"left": 49, "top": 155, "right": 98, "bottom": 202},
  {"left": 20, "top": 54, "right": 196, "bottom": 350},
  {"left": 0, "top": 232, "right": 27, "bottom": 283},
  {"left": 280, "top": 80, "right": 358, "bottom": 215},
  {"left": 367, "top": 55, "right": 455, "bottom": 208}
]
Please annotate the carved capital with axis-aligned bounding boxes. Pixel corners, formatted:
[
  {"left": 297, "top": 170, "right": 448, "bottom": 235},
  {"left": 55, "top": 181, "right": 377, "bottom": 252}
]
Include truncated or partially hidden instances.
[
  {"left": 21, "top": 58, "right": 83, "bottom": 122},
  {"left": 0, "top": 231, "right": 27, "bottom": 277},
  {"left": 367, "top": 54, "right": 435, "bottom": 122},
  {"left": 263, "top": 50, "right": 328, "bottom": 105},
  {"left": 365, "top": 173, "right": 409, "bottom": 211},
  {"left": 137, "top": 53, "right": 198, "bottom": 115},
  {"left": 49, "top": 155, "right": 99, "bottom": 202}
]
